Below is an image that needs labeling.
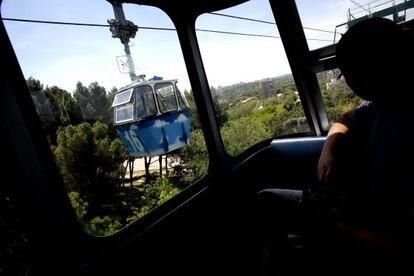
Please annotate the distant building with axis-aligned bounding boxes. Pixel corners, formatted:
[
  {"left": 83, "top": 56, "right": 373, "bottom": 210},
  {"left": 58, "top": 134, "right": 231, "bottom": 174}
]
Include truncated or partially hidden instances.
[
  {"left": 216, "top": 85, "right": 224, "bottom": 95},
  {"left": 262, "top": 80, "right": 275, "bottom": 98},
  {"left": 325, "top": 71, "right": 337, "bottom": 91},
  {"left": 241, "top": 97, "right": 255, "bottom": 103}
]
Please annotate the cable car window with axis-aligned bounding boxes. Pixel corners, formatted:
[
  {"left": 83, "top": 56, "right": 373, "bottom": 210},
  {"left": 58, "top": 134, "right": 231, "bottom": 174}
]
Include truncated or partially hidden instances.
[
  {"left": 317, "top": 70, "right": 363, "bottom": 124},
  {"left": 155, "top": 83, "right": 178, "bottom": 113},
  {"left": 112, "top": 88, "right": 133, "bottom": 107},
  {"left": 196, "top": 0, "right": 310, "bottom": 156},
  {"left": 176, "top": 86, "right": 189, "bottom": 109},
  {"left": 2, "top": 1, "right": 209, "bottom": 236},
  {"left": 115, "top": 103, "right": 134, "bottom": 123},
  {"left": 134, "top": 85, "right": 157, "bottom": 119}
]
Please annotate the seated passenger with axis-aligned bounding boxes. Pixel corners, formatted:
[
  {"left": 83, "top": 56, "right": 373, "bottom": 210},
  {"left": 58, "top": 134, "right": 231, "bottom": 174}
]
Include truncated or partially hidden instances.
[
  {"left": 256, "top": 19, "right": 414, "bottom": 273},
  {"left": 317, "top": 17, "right": 414, "bottom": 250}
]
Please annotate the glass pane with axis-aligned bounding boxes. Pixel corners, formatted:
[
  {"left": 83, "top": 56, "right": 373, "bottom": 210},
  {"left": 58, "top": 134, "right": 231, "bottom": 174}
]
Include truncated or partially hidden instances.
[
  {"left": 196, "top": 0, "right": 310, "bottom": 156},
  {"left": 296, "top": 0, "right": 414, "bottom": 50},
  {"left": 2, "top": 0, "right": 208, "bottom": 236},
  {"left": 155, "top": 83, "right": 178, "bottom": 113},
  {"left": 115, "top": 104, "right": 134, "bottom": 123},
  {"left": 112, "top": 88, "right": 133, "bottom": 107},
  {"left": 176, "top": 86, "right": 189, "bottom": 109},
  {"left": 318, "top": 69, "right": 363, "bottom": 124},
  {"left": 134, "top": 85, "right": 157, "bottom": 119}
]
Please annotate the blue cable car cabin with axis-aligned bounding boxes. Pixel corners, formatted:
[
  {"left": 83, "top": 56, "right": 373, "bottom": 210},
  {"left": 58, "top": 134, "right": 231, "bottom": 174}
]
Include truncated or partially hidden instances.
[{"left": 112, "top": 79, "right": 191, "bottom": 156}]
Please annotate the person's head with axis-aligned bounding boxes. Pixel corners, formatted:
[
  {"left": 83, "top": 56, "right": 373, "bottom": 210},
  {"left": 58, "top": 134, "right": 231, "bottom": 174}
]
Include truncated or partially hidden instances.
[{"left": 336, "top": 17, "right": 413, "bottom": 102}]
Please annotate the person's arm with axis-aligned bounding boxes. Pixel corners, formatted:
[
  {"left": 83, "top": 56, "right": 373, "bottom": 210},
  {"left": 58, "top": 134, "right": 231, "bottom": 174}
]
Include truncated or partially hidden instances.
[{"left": 317, "top": 109, "right": 356, "bottom": 183}]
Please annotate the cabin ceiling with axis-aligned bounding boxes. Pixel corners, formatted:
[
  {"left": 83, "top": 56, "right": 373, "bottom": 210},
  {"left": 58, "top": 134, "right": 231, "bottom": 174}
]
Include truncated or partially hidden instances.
[{"left": 118, "top": 0, "right": 248, "bottom": 15}]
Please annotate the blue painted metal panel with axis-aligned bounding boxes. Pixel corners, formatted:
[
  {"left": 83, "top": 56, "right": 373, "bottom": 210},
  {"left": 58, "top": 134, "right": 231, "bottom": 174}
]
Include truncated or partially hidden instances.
[{"left": 115, "top": 110, "right": 191, "bottom": 156}]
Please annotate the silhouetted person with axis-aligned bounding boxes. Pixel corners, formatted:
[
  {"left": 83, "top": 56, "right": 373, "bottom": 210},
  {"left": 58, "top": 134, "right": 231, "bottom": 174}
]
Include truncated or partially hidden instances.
[
  {"left": 317, "top": 17, "right": 414, "bottom": 251},
  {"left": 256, "top": 18, "right": 414, "bottom": 274}
]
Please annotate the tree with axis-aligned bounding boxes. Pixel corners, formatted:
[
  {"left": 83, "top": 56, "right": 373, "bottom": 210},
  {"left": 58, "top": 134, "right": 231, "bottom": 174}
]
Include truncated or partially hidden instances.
[
  {"left": 53, "top": 122, "right": 127, "bottom": 204},
  {"left": 45, "top": 86, "right": 83, "bottom": 126},
  {"left": 184, "top": 90, "right": 202, "bottom": 131},
  {"left": 221, "top": 117, "right": 271, "bottom": 156},
  {"left": 106, "top": 87, "right": 118, "bottom": 125},
  {"left": 27, "top": 78, "right": 82, "bottom": 144},
  {"left": 127, "top": 177, "right": 181, "bottom": 222},
  {"left": 227, "top": 98, "right": 260, "bottom": 121},
  {"left": 27, "top": 77, "right": 49, "bottom": 119},
  {"left": 74, "top": 81, "right": 112, "bottom": 124},
  {"left": 210, "top": 86, "right": 228, "bottom": 127},
  {"left": 107, "top": 87, "right": 118, "bottom": 105},
  {"left": 184, "top": 87, "right": 228, "bottom": 131},
  {"left": 318, "top": 73, "right": 362, "bottom": 123},
  {"left": 174, "top": 129, "right": 209, "bottom": 183}
]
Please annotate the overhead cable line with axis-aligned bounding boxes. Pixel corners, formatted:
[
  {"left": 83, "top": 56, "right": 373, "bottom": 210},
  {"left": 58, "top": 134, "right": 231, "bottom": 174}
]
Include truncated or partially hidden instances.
[
  {"left": 208, "top": 11, "right": 338, "bottom": 34},
  {"left": 349, "top": 0, "right": 371, "bottom": 13},
  {"left": 1, "top": 17, "right": 110, "bottom": 27},
  {"left": 349, "top": 0, "right": 383, "bottom": 11},
  {"left": 196, "top": 28, "right": 331, "bottom": 41},
  {"left": 1, "top": 17, "right": 332, "bottom": 42}
]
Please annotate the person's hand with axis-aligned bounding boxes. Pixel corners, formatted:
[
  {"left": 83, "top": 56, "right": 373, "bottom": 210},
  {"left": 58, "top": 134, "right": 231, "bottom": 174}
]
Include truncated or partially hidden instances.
[
  {"left": 318, "top": 123, "right": 349, "bottom": 184},
  {"left": 317, "top": 142, "right": 334, "bottom": 184},
  {"left": 335, "top": 222, "right": 401, "bottom": 250}
]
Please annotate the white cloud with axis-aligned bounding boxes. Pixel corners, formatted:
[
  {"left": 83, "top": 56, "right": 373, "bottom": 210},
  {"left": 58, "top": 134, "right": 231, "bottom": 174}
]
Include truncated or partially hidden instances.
[
  {"left": 174, "top": 114, "right": 188, "bottom": 123},
  {"left": 153, "top": 120, "right": 168, "bottom": 128}
]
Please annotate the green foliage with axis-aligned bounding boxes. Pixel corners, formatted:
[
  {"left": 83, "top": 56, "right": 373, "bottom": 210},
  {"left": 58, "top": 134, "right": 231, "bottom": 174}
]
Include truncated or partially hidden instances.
[
  {"left": 28, "top": 78, "right": 82, "bottom": 144},
  {"left": 184, "top": 90, "right": 202, "bottom": 131},
  {"left": 221, "top": 117, "right": 271, "bottom": 156},
  {"left": 211, "top": 86, "right": 228, "bottom": 127},
  {"left": 318, "top": 73, "right": 362, "bottom": 123},
  {"left": 227, "top": 98, "right": 261, "bottom": 121},
  {"left": 69, "top": 191, "right": 123, "bottom": 236},
  {"left": 85, "top": 216, "right": 123, "bottom": 236},
  {"left": 53, "top": 122, "right": 127, "bottom": 202},
  {"left": 219, "top": 81, "right": 262, "bottom": 104},
  {"left": 27, "top": 77, "right": 50, "bottom": 121},
  {"left": 218, "top": 87, "right": 309, "bottom": 156},
  {"left": 74, "top": 81, "right": 112, "bottom": 124},
  {"left": 184, "top": 87, "right": 228, "bottom": 131},
  {"left": 174, "top": 129, "right": 209, "bottom": 182},
  {"left": 26, "top": 74, "right": 363, "bottom": 237},
  {"left": 215, "top": 74, "right": 314, "bottom": 155},
  {"left": 128, "top": 178, "right": 181, "bottom": 221},
  {"left": 141, "top": 178, "right": 180, "bottom": 209},
  {"left": 67, "top": 191, "right": 88, "bottom": 223},
  {"left": 45, "top": 86, "right": 83, "bottom": 127}
]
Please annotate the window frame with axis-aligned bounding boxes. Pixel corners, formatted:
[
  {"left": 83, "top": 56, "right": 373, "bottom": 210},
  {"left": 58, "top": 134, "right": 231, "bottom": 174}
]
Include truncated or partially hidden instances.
[
  {"left": 154, "top": 82, "right": 179, "bottom": 113},
  {"left": 176, "top": 84, "right": 190, "bottom": 109},
  {"left": 133, "top": 85, "right": 158, "bottom": 120},
  {"left": 115, "top": 103, "right": 134, "bottom": 123},
  {"left": 112, "top": 88, "right": 134, "bottom": 107}
]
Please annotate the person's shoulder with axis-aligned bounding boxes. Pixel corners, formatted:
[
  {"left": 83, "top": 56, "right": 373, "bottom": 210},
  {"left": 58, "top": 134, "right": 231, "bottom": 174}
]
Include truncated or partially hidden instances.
[
  {"left": 352, "top": 100, "right": 379, "bottom": 124},
  {"left": 355, "top": 100, "right": 375, "bottom": 111}
]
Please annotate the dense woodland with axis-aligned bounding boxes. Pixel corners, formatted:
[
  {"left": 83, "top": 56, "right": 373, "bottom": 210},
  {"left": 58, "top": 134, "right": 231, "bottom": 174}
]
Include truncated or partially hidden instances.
[{"left": 21, "top": 73, "right": 361, "bottom": 236}]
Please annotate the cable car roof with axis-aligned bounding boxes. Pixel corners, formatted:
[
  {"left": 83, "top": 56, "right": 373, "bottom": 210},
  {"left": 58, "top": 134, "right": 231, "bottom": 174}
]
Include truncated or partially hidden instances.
[{"left": 117, "top": 78, "right": 178, "bottom": 93}]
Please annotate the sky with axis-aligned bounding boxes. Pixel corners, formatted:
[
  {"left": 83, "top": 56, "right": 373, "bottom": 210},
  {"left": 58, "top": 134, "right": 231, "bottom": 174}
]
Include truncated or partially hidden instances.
[{"left": 2, "top": 0, "right": 413, "bottom": 93}]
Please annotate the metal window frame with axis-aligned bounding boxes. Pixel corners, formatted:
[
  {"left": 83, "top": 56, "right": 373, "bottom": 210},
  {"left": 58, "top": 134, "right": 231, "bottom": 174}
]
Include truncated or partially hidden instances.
[
  {"left": 112, "top": 88, "right": 134, "bottom": 107},
  {"left": 134, "top": 84, "right": 158, "bottom": 119}
]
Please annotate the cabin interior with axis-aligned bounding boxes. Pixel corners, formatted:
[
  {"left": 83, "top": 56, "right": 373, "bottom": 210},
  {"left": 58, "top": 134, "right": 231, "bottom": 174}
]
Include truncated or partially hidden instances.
[{"left": 1, "top": 0, "right": 414, "bottom": 275}]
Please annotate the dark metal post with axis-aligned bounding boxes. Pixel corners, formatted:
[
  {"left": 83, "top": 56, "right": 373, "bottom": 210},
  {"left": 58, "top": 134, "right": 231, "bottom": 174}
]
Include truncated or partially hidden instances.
[{"left": 269, "top": 0, "right": 329, "bottom": 134}]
